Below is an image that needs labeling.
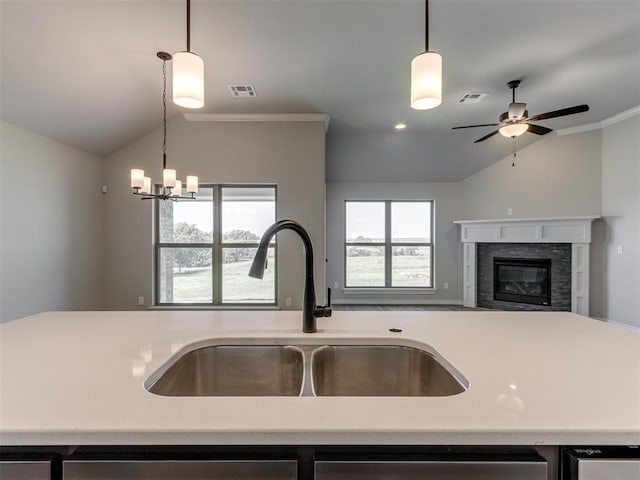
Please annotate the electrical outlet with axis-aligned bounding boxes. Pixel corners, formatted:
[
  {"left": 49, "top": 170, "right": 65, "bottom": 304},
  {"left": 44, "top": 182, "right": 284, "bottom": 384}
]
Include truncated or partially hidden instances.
[
  {"left": 137, "top": 296, "right": 144, "bottom": 306},
  {"left": 443, "top": 282, "right": 449, "bottom": 289},
  {"left": 333, "top": 281, "right": 339, "bottom": 289},
  {"left": 285, "top": 297, "right": 292, "bottom": 307},
  {"left": 616, "top": 245, "right": 624, "bottom": 255},
  {"left": 507, "top": 208, "right": 513, "bottom": 216}
]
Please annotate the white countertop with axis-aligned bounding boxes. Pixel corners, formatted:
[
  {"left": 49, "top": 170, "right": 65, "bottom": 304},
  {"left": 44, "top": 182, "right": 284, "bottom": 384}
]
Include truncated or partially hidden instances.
[{"left": 1, "top": 310, "right": 638, "bottom": 446}]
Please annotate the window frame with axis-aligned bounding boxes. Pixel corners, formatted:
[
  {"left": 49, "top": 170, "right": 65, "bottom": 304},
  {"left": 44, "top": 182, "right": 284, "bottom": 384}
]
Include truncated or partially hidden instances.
[
  {"left": 154, "top": 184, "right": 277, "bottom": 307},
  {"left": 344, "top": 199, "right": 434, "bottom": 289}
]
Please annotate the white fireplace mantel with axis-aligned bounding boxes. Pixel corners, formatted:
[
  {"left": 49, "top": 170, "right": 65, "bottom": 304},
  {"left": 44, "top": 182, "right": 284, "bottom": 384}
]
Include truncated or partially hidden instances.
[{"left": 453, "top": 216, "right": 599, "bottom": 316}]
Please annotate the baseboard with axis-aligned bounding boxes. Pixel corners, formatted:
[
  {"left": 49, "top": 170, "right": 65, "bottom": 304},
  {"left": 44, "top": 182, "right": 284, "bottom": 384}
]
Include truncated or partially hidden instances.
[
  {"left": 592, "top": 316, "right": 640, "bottom": 332},
  {"left": 332, "top": 298, "right": 463, "bottom": 306}
]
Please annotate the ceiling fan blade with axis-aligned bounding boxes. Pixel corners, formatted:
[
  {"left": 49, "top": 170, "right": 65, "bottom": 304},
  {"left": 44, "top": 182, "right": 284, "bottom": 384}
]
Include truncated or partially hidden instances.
[
  {"left": 452, "top": 123, "right": 499, "bottom": 130},
  {"left": 474, "top": 130, "right": 499, "bottom": 143},
  {"left": 527, "top": 124, "right": 553, "bottom": 136},
  {"left": 526, "top": 104, "right": 589, "bottom": 122}
]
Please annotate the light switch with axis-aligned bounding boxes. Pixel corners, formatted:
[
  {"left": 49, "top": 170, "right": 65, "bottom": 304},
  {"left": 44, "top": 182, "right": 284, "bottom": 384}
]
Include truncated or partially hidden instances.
[{"left": 616, "top": 245, "right": 624, "bottom": 255}]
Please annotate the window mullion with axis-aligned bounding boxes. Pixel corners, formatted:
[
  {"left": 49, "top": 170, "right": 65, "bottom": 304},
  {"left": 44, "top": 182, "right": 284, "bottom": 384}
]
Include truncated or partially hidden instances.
[
  {"left": 213, "top": 185, "right": 222, "bottom": 305},
  {"left": 385, "top": 201, "right": 392, "bottom": 288}
]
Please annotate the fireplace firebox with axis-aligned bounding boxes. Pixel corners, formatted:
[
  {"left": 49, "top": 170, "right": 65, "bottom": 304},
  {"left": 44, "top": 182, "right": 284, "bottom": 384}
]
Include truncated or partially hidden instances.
[{"left": 493, "top": 257, "right": 551, "bottom": 306}]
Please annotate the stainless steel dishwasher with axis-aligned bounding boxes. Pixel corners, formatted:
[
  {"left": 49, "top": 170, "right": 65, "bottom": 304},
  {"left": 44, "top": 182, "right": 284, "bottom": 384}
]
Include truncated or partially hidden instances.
[{"left": 563, "top": 446, "right": 640, "bottom": 479}]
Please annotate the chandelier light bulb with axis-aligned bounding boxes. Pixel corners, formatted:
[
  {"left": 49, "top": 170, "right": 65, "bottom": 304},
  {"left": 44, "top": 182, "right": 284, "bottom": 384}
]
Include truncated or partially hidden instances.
[
  {"left": 163, "top": 169, "right": 177, "bottom": 188},
  {"left": 171, "top": 180, "right": 183, "bottom": 196},
  {"left": 186, "top": 175, "right": 199, "bottom": 194},
  {"left": 142, "top": 177, "right": 152, "bottom": 195},
  {"left": 130, "top": 169, "right": 145, "bottom": 189}
]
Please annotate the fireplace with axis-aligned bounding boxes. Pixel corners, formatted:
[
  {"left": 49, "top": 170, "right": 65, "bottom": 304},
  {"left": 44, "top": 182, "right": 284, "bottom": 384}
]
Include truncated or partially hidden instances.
[
  {"left": 493, "top": 257, "right": 551, "bottom": 306},
  {"left": 476, "top": 243, "right": 571, "bottom": 311},
  {"left": 454, "top": 217, "right": 597, "bottom": 315}
]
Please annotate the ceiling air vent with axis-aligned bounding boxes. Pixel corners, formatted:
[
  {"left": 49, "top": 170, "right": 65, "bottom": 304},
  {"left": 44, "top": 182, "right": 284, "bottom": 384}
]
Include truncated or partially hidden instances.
[
  {"left": 457, "top": 93, "right": 489, "bottom": 104},
  {"left": 228, "top": 85, "right": 257, "bottom": 97}
]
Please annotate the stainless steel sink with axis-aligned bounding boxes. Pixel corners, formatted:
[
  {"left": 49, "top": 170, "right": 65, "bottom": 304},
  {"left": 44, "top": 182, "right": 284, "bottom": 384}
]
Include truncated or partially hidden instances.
[
  {"left": 311, "top": 345, "right": 467, "bottom": 396},
  {"left": 146, "top": 341, "right": 467, "bottom": 397},
  {"left": 147, "top": 345, "right": 304, "bottom": 396}
]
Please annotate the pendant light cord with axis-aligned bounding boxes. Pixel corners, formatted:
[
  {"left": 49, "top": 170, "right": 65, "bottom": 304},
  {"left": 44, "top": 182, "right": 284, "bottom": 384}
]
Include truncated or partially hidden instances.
[
  {"left": 162, "top": 58, "right": 168, "bottom": 169},
  {"left": 424, "top": 0, "right": 429, "bottom": 52},
  {"left": 186, "top": 0, "right": 191, "bottom": 52}
]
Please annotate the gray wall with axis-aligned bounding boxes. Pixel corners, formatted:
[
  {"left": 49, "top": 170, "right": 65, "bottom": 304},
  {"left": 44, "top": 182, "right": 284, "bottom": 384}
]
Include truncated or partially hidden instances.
[
  {"left": 459, "top": 129, "right": 603, "bottom": 219},
  {"left": 0, "top": 121, "right": 105, "bottom": 322},
  {"left": 326, "top": 182, "right": 463, "bottom": 304},
  {"left": 103, "top": 117, "right": 326, "bottom": 311},
  {"left": 601, "top": 115, "right": 640, "bottom": 328}
]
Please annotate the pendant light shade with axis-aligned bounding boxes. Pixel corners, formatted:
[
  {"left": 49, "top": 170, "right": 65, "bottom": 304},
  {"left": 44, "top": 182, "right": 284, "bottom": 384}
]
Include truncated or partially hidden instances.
[
  {"left": 410, "top": 51, "right": 442, "bottom": 110},
  {"left": 499, "top": 123, "right": 529, "bottom": 138},
  {"left": 173, "top": 51, "right": 204, "bottom": 109},
  {"left": 411, "top": 0, "right": 442, "bottom": 110},
  {"left": 172, "top": 0, "right": 204, "bottom": 109}
]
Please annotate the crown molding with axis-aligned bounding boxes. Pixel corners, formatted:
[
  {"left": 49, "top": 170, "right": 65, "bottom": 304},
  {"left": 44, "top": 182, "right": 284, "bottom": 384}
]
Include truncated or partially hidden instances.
[
  {"left": 556, "top": 105, "right": 640, "bottom": 136},
  {"left": 183, "top": 113, "right": 330, "bottom": 131}
]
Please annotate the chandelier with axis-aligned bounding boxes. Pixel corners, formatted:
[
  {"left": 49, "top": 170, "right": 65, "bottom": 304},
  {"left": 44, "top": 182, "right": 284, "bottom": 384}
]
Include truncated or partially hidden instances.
[{"left": 130, "top": 52, "right": 198, "bottom": 201}]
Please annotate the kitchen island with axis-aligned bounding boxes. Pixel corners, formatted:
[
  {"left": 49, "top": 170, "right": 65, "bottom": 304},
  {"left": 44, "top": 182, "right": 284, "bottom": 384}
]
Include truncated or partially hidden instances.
[{"left": 1, "top": 310, "right": 638, "bottom": 478}]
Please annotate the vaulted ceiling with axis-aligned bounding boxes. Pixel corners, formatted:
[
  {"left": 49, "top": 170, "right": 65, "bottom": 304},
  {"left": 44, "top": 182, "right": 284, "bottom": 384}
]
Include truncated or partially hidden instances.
[{"left": 1, "top": 0, "right": 639, "bottom": 180}]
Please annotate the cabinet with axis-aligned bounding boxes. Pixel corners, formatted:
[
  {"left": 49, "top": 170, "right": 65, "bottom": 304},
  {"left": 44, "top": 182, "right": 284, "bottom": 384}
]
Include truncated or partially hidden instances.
[
  {"left": 64, "top": 459, "right": 297, "bottom": 479},
  {"left": 0, "top": 459, "right": 52, "bottom": 480},
  {"left": 315, "top": 449, "right": 548, "bottom": 480}
]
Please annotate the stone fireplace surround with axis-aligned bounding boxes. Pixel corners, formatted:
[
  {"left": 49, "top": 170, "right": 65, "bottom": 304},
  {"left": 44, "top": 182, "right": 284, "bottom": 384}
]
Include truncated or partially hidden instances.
[{"left": 453, "top": 217, "right": 598, "bottom": 316}]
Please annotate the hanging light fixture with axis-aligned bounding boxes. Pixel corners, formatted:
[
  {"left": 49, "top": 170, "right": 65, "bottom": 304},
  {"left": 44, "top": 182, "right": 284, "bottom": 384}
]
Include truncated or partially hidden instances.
[
  {"left": 130, "top": 52, "right": 199, "bottom": 201},
  {"left": 173, "top": 0, "right": 204, "bottom": 109},
  {"left": 410, "top": 0, "right": 442, "bottom": 110}
]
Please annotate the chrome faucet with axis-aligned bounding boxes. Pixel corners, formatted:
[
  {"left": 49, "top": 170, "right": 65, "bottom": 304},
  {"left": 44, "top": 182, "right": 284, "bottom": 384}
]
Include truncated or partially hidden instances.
[{"left": 249, "top": 220, "right": 331, "bottom": 333}]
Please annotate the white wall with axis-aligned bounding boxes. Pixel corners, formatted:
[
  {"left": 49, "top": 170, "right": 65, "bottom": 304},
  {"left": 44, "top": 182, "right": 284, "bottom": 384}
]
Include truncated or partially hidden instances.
[
  {"left": 103, "top": 117, "right": 326, "bottom": 311},
  {"left": 326, "top": 182, "right": 463, "bottom": 304},
  {"left": 0, "top": 121, "right": 105, "bottom": 322},
  {"left": 601, "top": 115, "right": 640, "bottom": 328}
]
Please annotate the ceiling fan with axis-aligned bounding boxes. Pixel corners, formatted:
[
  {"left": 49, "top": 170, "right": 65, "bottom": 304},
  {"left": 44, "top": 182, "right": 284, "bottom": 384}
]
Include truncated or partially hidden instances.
[{"left": 452, "top": 80, "right": 590, "bottom": 143}]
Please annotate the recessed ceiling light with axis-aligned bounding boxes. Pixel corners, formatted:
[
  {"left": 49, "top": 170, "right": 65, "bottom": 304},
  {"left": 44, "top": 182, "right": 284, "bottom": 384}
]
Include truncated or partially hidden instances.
[{"left": 395, "top": 122, "right": 407, "bottom": 130}]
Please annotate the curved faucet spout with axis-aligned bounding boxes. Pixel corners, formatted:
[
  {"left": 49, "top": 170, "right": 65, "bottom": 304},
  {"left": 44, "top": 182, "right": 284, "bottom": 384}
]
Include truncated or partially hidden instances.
[{"left": 249, "top": 220, "right": 331, "bottom": 333}]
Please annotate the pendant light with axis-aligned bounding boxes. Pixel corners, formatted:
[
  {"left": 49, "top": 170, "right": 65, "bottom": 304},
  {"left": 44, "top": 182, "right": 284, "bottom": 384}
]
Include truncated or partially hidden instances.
[
  {"left": 173, "top": 0, "right": 204, "bottom": 109},
  {"left": 130, "top": 52, "right": 198, "bottom": 201},
  {"left": 410, "top": 0, "right": 442, "bottom": 110}
]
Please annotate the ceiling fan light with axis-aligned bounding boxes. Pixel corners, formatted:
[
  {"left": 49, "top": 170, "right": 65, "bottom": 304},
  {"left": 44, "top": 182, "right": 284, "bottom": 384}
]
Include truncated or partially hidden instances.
[
  {"left": 172, "top": 51, "right": 204, "bottom": 109},
  {"left": 410, "top": 51, "right": 442, "bottom": 110},
  {"left": 499, "top": 123, "right": 529, "bottom": 138}
]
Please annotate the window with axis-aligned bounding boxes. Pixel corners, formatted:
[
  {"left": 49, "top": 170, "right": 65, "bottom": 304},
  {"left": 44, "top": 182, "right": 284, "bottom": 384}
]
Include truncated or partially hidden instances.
[
  {"left": 156, "top": 185, "right": 276, "bottom": 305},
  {"left": 345, "top": 200, "right": 433, "bottom": 288}
]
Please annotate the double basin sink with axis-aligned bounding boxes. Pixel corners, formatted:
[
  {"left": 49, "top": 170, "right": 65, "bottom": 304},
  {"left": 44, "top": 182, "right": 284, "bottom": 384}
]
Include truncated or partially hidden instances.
[{"left": 145, "top": 340, "right": 468, "bottom": 397}]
